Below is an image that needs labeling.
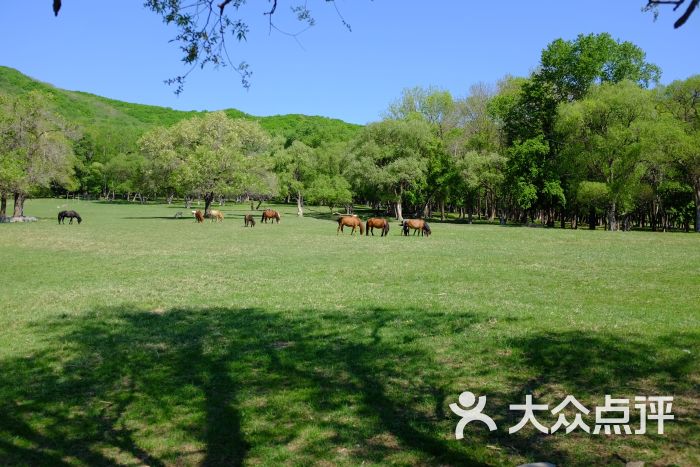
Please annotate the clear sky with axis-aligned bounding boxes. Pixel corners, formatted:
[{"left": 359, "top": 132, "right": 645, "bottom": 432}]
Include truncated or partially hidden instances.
[{"left": 1, "top": 1, "right": 698, "bottom": 124}]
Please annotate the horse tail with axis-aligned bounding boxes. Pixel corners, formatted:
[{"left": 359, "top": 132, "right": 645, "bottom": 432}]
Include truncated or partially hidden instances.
[
  {"left": 359, "top": 222, "right": 364, "bottom": 235},
  {"left": 384, "top": 220, "right": 389, "bottom": 235},
  {"left": 365, "top": 220, "right": 370, "bottom": 236},
  {"left": 57, "top": 212, "right": 62, "bottom": 224}
]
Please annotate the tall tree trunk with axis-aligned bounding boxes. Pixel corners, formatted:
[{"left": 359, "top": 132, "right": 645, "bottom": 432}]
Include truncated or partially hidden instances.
[
  {"left": 651, "top": 196, "right": 660, "bottom": 231},
  {"left": 167, "top": 193, "right": 174, "bottom": 205},
  {"left": 297, "top": 192, "right": 303, "bottom": 217},
  {"left": 694, "top": 177, "right": 700, "bottom": 233},
  {"left": 0, "top": 193, "right": 6, "bottom": 218},
  {"left": 203, "top": 191, "right": 215, "bottom": 217},
  {"left": 589, "top": 207, "right": 596, "bottom": 230},
  {"left": 13, "top": 192, "right": 25, "bottom": 217},
  {"left": 395, "top": 201, "right": 403, "bottom": 221},
  {"left": 608, "top": 200, "right": 617, "bottom": 231},
  {"left": 440, "top": 200, "right": 445, "bottom": 221}
]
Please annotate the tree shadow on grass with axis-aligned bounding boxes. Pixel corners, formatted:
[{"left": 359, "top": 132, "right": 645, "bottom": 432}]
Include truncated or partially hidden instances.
[
  {"left": 488, "top": 330, "right": 700, "bottom": 465},
  {"left": 0, "top": 307, "right": 697, "bottom": 466}
]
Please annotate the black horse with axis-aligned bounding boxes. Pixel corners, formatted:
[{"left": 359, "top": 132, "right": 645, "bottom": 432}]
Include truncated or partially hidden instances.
[{"left": 58, "top": 210, "right": 82, "bottom": 224}]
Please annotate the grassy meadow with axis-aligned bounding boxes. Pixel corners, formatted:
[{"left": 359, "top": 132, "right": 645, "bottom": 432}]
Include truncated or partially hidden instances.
[{"left": 0, "top": 199, "right": 698, "bottom": 466}]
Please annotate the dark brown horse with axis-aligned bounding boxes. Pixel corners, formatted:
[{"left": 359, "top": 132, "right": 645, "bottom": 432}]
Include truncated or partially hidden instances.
[
  {"left": 337, "top": 215, "right": 364, "bottom": 235},
  {"left": 365, "top": 217, "right": 389, "bottom": 236},
  {"left": 58, "top": 210, "right": 82, "bottom": 224},
  {"left": 261, "top": 209, "right": 280, "bottom": 224},
  {"left": 402, "top": 219, "right": 431, "bottom": 237},
  {"left": 244, "top": 214, "right": 256, "bottom": 227}
]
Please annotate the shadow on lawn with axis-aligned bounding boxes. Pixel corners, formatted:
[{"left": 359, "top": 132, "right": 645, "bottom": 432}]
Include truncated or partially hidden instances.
[{"left": 0, "top": 307, "right": 697, "bottom": 466}]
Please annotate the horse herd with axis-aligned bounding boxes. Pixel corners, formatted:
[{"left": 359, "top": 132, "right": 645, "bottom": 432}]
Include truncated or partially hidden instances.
[
  {"left": 57, "top": 208, "right": 432, "bottom": 237},
  {"left": 191, "top": 208, "right": 280, "bottom": 226},
  {"left": 337, "top": 215, "right": 431, "bottom": 237}
]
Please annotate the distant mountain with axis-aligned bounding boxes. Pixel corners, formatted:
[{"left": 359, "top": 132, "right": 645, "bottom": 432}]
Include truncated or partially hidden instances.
[{"left": 0, "top": 66, "right": 361, "bottom": 158}]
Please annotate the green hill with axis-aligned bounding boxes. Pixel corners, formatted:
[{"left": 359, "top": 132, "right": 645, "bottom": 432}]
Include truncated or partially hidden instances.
[{"left": 0, "top": 66, "right": 361, "bottom": 159}]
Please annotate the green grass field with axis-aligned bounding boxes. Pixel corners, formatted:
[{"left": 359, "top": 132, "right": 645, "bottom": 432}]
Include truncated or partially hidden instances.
[{"left": 0, "top": 199, "right": 698, "bottom": 466}]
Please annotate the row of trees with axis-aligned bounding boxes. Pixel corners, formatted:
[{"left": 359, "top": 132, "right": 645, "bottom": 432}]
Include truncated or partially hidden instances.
[
  {"left": 0, "top": 91, "right": 76, "bottom": 217},
  {"left": 1, "top": 33, "right": 699, "bottom": 231},
  {"left": 340, "top": 33, "right": 698, "bottom": 232}
]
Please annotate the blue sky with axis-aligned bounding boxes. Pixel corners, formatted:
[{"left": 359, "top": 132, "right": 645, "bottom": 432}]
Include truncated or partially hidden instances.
[{"left": 1, "top": 1, "right": 698, "bottom": 124}]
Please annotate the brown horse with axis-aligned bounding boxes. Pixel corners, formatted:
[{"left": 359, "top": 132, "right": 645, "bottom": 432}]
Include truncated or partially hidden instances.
[
  {"left": 244, "top": 214, "right": 256, "bottom": 227},
  {"left": 261, "top": 209, "right": 281, "bottom": 224},
  {"left": 210, "top": 209, "right": 224, "bottom": 222},
  {"left": 192, "top": 210, "right": 205, "bottom": 223},
  {"left": 337, "top": 215, "right": 364, "bottom": 235},
  {"left": 402, "top": 219, "right": 431, "bottom": 237},
  {"left": 365, "top": 217, "right": 389, "bottom": 236}
]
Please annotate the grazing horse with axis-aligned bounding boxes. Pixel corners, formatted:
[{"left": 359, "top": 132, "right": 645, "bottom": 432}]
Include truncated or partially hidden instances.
[
  {"left": 192, "top": 210, "right": 205, "bottom": 223},
  {"left": 209, "top": 209, "right": 224, "bottom": 222},
  {"left": 244, "top": 214, "right": 256, "bottom": 227},
  {"left": 337, "top": 215, "right": 364, "bottom": 235},
  {"left": 261, "top": 209, "right": 281, "bottom": 224},
  {"left": 402, "top": 219, "right": 431, "bottom": 237},
  {"left": 365, "top": 217, "right": 389, "bottom": 237},
  {"left": 58, "top": 210, "right": 82, "bottom": 224}
]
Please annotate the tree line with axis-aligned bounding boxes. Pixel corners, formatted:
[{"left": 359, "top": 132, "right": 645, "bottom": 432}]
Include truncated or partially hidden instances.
[{"left": 1, "top": 33, "right": 699, "bottom": 232}]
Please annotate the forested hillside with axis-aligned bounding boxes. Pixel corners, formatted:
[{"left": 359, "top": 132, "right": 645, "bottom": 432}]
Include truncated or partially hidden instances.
[{"left": 0, "top": 66, "right": 360, "bottom": 157}]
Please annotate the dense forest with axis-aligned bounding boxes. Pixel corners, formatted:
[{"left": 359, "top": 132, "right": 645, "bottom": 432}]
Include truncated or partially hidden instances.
[{"left": 1, "top": 33, "right": 699, "bottom": 231}]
